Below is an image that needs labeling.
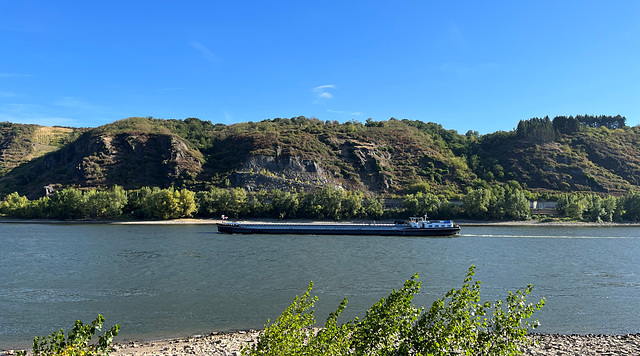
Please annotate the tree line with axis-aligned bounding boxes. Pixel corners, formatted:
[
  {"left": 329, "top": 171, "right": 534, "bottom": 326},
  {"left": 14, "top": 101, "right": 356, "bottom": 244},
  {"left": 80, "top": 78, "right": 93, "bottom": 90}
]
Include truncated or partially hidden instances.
[
  {"left": 2, "top": 185, "right": 640, "bottom": 222},
  {"left": 516, "top": 115, "right": 627, "bottom": 141}
]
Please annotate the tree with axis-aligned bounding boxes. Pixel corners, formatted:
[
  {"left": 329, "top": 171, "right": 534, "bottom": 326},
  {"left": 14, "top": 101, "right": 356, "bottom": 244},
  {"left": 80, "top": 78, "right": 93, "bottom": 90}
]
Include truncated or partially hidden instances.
[
  {"left": 196, "top": 187, "right": 247, "bottom": 218},
  {"left": 340, "top": 190, "right": 364, "bottom": 219},
  {"left": 47, "top": 188, "right": 86, "bottom": 220},
  {"left": 175, "top": 188, "right": 196, "bottom": 218},
  {"left": 143, "top": 188, "right": 179, "bottom": 220},
  {"left": 0, "top": 192, "right": 31, "bottom": 218},
  {"left": 245, "top": 190, "right": 272, "bottom": 218},
  {"left": 84, "top": 186, "right": 128, "bottom": 219},
  {"left": 623, "top": 191, "right": 640, "bottom": 221},
  {"left": 585, "top": 195, "right": 606, "bottom": 223},
  {"left": 301, "top": 186, "right": 344, "bottom": 219},
  {"left": 463, "top": 188, "right": 494, "bottom": 219},
  {"left": 270, "top": 190, "right": 300, "bottom": 219},
  {"left": 502, "top": 188, "right": 531, "bottom": 220},
  {"left": 552, "top": 116, "right": 580, "bottom": 134},
  {"left": 364, "top": 195, "right": 384, "bottom": 219},
  {"left": 516, "top": 116, "right": 556, "bottom": 143},
  {"left": 556, "top": 194, "right": 587, "bottom": 220},
  {"left": 403, "top": 192, "right": 440, "bottom": 217},
  {"left": 228, "top": 187, "right": 248, "bottom": 217}
]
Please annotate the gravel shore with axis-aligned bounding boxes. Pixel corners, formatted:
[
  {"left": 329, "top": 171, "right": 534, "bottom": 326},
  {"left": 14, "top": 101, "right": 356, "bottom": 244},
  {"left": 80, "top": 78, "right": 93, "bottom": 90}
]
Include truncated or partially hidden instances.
[
  {"left": 4, "top": 331, "right": 639, "bottom": 355},
  {"left": 88, "top": 331, "right": 640, "bottom": 356}
]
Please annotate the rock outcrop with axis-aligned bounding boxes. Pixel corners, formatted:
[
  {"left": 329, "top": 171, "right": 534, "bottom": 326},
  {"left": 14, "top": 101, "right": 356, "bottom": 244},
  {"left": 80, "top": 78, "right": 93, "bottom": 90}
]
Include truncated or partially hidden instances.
[{"left": 230, "top": 154, "right": 337, "bottom": 192}]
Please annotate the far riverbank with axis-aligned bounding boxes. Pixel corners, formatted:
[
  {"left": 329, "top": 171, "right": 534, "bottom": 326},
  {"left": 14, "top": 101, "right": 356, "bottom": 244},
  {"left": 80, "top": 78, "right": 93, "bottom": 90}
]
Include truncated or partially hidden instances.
[{"left": 2, "top": 217, "right": 640, "bottom": 227}]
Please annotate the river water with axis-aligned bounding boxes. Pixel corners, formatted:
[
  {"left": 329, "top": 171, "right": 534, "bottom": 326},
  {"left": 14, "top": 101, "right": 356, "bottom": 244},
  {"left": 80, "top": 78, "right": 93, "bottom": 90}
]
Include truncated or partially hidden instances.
[{"left": 1, "top": 223, "right": 639, "bottom": 348}]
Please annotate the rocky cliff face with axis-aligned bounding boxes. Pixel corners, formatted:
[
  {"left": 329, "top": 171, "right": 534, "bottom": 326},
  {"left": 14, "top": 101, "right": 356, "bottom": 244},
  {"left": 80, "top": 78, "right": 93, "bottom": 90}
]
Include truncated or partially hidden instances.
[{"left": 228, "top": 141, "right": 400, "bottom": 193}]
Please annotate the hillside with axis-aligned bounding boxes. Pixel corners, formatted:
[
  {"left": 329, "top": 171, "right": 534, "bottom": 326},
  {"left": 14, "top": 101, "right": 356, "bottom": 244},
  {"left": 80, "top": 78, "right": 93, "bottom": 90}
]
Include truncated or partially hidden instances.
[
  {"left": 0, "top": 115, "right": 638, "bottom": 198},
  {"left": 469, "top": 116, "right": 639, "bottom": 195},
  {"left": 0, "top": 122, "right": 84, "bottom": 176}
]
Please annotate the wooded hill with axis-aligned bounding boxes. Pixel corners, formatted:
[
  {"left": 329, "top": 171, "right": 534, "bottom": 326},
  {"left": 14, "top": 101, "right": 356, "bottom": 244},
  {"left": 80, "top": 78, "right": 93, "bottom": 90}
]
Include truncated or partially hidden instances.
[{"left": 0, "top": 115, "right": 637, "bottom": 199}]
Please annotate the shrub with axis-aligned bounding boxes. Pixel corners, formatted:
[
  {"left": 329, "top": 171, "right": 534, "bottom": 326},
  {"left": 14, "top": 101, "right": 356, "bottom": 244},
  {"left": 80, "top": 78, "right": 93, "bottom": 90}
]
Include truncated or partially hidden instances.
[
  {"left": 18, "top": 315, "right": 120, "bottom": 356},
  {"left": 243, "top": 266, "right": 545, "bottom": 356}
]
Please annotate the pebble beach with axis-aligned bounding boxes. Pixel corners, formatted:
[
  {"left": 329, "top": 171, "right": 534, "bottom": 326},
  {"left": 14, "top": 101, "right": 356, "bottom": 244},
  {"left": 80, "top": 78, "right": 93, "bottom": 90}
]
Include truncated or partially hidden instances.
[
  {"left": 4, "top": 331, "right": 640, "bottom": 355},
  {"left": 101, "top": 331, "right": 640, "bottom": 356}
]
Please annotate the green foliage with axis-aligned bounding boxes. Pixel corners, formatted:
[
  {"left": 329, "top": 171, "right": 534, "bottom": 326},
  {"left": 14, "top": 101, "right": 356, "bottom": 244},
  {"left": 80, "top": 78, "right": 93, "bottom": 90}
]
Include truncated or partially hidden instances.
[
  {"left": 138, "top": 187, "right": 197, "bottom": 220},
  {"left": 554, "top": 193, "right": 621, "bottom": 222},
  {"left": 363, "top": 195, "right": 384, "bottom": 219},
  {"left": 0, "top": 192, "right": 31, "bottom": 218},
  {"left": 574, "top": 114, "right": 626, "bottom": 129},
  {"left": 502, "top": 188, "right": 531, "bottom": 220},
  {"left": 622, "top": 191, "right": 640, "bottom": 221},
  {"left": 242, "top": 266, "right": 544, "bottom": 356},
  {"left": 196, "top": 187, "right": 248, "bottom": 218},
  {"left": 350, "top": 276, "right": 422, "bottom": 355},
  {"left": 17, "top": 315, "right": 119, "bottom": 356},
  {"left": 403, "top": 191, "right": 440, "bottom": 217},
  {"left": 84, "top": 186, "right": 127, "bottom": 219},
  {"left": 299, "top": 186, "right": 365, "bottom": 220},
  {"left": 516, "top": 116, "right": 556, "bottom": 143},
  {"left": 462, "top": 188, "right": 494, "bottom": 219},
  {"left": 3, "top": 174, "right": 639, "bottom": 223},
  {"left": 48, "top": 188, "right": 87, "bottom": 220},
  {"left": 409, "top": 267, "right": 544, "bottom": 356},
  {"left": 270, "top": 190, "right": 301, "bottom": 219},
  {"left": 552, "top": 116, "right": 581, "bottom": 135}
]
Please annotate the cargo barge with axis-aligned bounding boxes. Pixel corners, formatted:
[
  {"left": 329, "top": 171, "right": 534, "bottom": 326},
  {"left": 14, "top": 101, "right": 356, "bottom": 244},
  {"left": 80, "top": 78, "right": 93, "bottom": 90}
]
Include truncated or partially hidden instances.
[{"left": 217, "top": 216, "right": 460, "bottom": 236}]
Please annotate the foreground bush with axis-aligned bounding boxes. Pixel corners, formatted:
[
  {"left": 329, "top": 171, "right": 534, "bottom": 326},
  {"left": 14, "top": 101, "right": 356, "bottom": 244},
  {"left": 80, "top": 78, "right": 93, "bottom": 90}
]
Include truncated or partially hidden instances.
[
  {"left": 18, "top": 315, "right": 119, "bottom": 356},
  {"left": 243, "top": 266, "right": 545, "bottom": 356}
]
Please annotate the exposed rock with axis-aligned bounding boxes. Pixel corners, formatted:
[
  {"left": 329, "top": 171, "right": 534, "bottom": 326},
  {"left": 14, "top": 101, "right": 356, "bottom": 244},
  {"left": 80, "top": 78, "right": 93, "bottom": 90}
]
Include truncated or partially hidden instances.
[{"left": 230, "top": 154, "right": 339, "bottom": 192}]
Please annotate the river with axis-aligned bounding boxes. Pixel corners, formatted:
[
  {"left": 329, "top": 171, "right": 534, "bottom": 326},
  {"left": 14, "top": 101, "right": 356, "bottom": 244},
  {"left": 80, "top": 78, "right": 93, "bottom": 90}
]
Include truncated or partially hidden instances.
[{"left": 1, "top": 223, "right": 639, "bottom": 348}]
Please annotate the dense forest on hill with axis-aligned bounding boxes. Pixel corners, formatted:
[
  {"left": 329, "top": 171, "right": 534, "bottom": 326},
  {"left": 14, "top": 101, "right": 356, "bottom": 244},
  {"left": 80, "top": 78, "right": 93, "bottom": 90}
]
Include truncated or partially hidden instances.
[{"left": 0, "top": 114, "right": 638, "bottom": 201}]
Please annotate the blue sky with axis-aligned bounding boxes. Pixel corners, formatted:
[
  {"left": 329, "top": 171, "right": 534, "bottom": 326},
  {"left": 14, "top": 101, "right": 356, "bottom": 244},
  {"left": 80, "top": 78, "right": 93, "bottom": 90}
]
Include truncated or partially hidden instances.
[{"left": 1, "top": 1, "right": 639, "bottom": 134}]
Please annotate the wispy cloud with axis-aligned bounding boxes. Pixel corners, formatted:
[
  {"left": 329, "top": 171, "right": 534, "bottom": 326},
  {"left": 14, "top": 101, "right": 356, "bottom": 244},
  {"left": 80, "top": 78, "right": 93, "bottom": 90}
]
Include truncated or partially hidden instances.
[
  {"left": 313, "top": 85, "right": 336, "bottom": 103},
  {"left": 327, "top": 109, "right": 361, "bottom": 116},
  {"left": 190, "top": 41, "right": 217, "bottom": 63}
]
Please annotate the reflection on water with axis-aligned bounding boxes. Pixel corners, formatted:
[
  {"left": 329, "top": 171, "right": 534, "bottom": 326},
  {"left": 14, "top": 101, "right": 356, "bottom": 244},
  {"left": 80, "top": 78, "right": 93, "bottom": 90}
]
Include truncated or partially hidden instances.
[{"left": 1, "top": 224, "right": 639, "bottom": 348}]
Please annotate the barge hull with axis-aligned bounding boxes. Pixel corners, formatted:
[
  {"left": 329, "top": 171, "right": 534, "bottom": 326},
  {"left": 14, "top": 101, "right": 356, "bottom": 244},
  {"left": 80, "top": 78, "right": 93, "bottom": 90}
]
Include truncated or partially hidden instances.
[{"left": 217, "top": 224, "right": 460, "bottom": 236}]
